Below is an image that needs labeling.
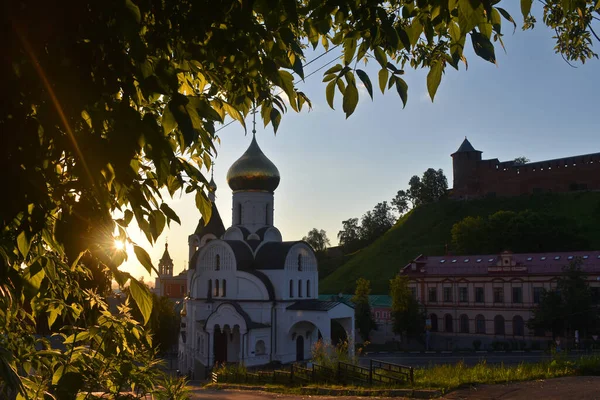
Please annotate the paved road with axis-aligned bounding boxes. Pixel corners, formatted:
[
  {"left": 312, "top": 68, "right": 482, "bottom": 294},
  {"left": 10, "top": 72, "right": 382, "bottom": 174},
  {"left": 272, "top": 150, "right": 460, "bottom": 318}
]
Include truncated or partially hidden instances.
[
  {"left": 359, "top": 351, "right": 583, "bottom": 367},
  {"left": 190, "top": 389, "right": 395, "bottom": 399}
]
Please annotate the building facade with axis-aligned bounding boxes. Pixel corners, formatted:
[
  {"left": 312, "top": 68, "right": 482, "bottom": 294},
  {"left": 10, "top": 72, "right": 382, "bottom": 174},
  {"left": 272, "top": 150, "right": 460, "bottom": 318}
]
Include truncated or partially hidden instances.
[
  {"left": 154, "top": 244, "right": 188, "bottom": 299},
  {"left": 178, "top": 133, "right": 354, "bottom": 377},
  {"left": 451, "top": 138, "right": 600, "bottom": 199},
  {"left": 401, "top": 251, "right": 600, "bottom": 349}
]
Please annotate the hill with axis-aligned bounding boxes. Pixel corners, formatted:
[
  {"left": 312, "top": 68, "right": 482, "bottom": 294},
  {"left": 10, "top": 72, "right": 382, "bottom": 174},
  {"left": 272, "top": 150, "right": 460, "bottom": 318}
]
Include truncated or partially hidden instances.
[{"left": 319, "top": 192, "right": 600, "bottom": 294}]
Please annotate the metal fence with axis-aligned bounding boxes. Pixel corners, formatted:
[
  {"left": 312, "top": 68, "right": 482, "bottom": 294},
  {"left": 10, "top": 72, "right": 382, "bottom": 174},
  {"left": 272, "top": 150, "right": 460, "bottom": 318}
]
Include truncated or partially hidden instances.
[{"left": 212, "top": 359, "right": 414, "bottom": 386}]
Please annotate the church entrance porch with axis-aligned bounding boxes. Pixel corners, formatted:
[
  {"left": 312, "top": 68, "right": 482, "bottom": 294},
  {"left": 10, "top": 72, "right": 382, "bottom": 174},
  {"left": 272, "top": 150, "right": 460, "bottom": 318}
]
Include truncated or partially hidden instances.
[
  {"left": 205, "top": 303, "right": 249, "bottom": 367},
  {"left": 296, "top": 335, "right": 304, "bottom": 361}
]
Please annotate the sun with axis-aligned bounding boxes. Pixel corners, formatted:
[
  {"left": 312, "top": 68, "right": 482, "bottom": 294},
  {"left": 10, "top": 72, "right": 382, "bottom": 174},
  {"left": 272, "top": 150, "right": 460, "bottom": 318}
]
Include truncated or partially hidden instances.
[{"left": 114, "top": 239, "right": 126, "bottom": 251}]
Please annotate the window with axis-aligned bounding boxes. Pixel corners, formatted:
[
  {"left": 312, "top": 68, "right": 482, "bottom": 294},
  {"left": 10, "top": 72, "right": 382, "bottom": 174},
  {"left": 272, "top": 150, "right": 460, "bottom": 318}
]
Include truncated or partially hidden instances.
[
  {"left": 443, "top": 287, "right": 452, "bottom": 302},
  {"left": 428, "top": 287, "right": 437, "bottom": 302},
  {"left": 289, "top": 280, "right": 293, "bottom": 298},
  {"left": 376, "top": 311, "right": 381, "bottom": 319},
  {"left": 306, "top": 280, "right": 311, "bottom": 298},
  {"left": 452, "top": 259, "right": 457, "bottom": 263},
  {"left": 459, "top": 287, "right": 468, "bottom": 303},
  {"left": 476, "top": 259, "right": 482, "bottom": 263},
  {"left": 410, "top": 287, "right": 417, "bottom": 299},
  {"left": 265, "top": 204, "right": 269, "bottom": 224},
  {"left": 298, "top": 254, "right": 303, "bottom": 271},
  {"left": 568, "top": 256, "right": 574, "bottom": 260},
  {"left": 440, "top": 259, "right": 446, "bottom": 263},
  {"left": 430, "top": 314, "right": 438, "bottom": 332},
  {"left": 513, "top": 316, "right": 524, "bottom": 336},
  {"left": 222, "top": 279, "right": 226, "bottom": 297},
  {"left": 533, "top": 287, "right": 544, "bottom": 304},
  {"left": 298, "top": 280, "right": 302, "bottom": 297},
  {"left": 494, "top": 315, "right": 505, "bottom": 335},
  {"left": 488, "top": 258, "right": 494, "bottom": 262},
  {"left": 541, "top": 257, "right": 546, "bottom": 260},
  {"left": 207, "top": 280, "right": 212, "bottom": 298},
  {"left": 527, "top": 257, "right": 533, "bottom": 261},
  {"left": 255, "top": 340, "right": 266, "bottom": 355},
  {"left": 238, "top": 203, "right": 242, "bottom": 224},
  {"left": 554, "top": 256, "right": 561, "bottom": 260},
  {"left": 215, "top": 254, "right": 221, "bottom": 271},
  {"left": 493, "top": 287, "right": 504, "bottom": 303},
  {"left": 215, "top": 279, "right": 219, "bottom": 297},
  {"left": 476, "top": 315, "right": 486, "bottom": 334},
  {"left": 464, "top": 259, "right": 469, "bottom": 263},
  {"left": 583, "top": 255, "right": 589, "bottom": 259},
  {"left": 475, "top": 287, "right": 485, "bottom": 303},
  {"left": 512, "top": 287, "right": 523, "bottom": 304},
  {"left": 444, "top": 314, "right": 453, "bottom": 333},
  {"left": 460, "top": 314, "right": 469, "bottom": 333}
]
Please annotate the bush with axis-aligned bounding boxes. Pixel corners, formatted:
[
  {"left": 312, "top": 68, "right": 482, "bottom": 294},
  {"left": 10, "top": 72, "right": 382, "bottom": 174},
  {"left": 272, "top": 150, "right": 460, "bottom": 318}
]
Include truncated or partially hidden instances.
[{"left": 473, "top": 340, "right": 482, "bottom": 351}]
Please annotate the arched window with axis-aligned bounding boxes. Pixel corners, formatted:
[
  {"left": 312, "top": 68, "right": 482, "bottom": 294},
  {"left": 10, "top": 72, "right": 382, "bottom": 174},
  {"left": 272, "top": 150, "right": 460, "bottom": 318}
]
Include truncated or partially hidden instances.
[
  {"left": 298, "top": 254, "right": 303, "bottom": 271},
  {"left": 430, "top": 314, "right": 438, "bottom": 332},
  {"left": 222, "top": 279, "right": 227, "bottom": 297},
  {"left": 513, "top": 315, "right": 524, "bottom": 336},
  {"left": 289, "top": 279, "right": 293, "bottom": 298},
  {"left": 215, "top": 254, "right": 220, "bottom": 271},
  {"left": 238, "top": 203, "right": 242, "bottom": 224},
  {"left": 444, "top": 314, "right": 453, "bottom": 333},
  {"left": 460, "top": 314, "right": 469, "bottom": 333},
  {"left": 255, "top": 340, "right": 266, "bottom": 355},
  {"left": 265, "top": 204, "right": 269, "bottom": 224},
  {"left": 306, "top": 280, "right": 311, "bottom": 298},
  {"left": 476, "top": 315, "right": 486, "bottom": 334},
  {"left": 215, "top": 279, "right": 220, "bottom": 297},
  {"left": 298, "top": 280, "right": 302, "bottom": 297},
  {"left": 494, "top": 315, "right": 505, "bottom": 335},
  {"left": 207, "top": 280, "right": 212, "bottom": 298}
]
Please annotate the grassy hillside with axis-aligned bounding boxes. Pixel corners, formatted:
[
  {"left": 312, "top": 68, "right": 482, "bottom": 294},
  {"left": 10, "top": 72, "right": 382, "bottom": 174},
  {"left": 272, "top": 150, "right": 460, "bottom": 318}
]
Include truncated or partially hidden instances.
[{"left": 320, "top": 192, "right": 600, "bottom": 294}]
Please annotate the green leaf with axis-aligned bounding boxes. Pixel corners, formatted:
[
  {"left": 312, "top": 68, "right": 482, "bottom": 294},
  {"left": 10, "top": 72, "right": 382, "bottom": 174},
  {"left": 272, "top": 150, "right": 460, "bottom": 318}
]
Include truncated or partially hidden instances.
[
  {"left": 17, "top": 231, "right": 30, "bottom": 258},
  {"left": 129, "top": 278, "right": 153, "bottom": 325},
  {"left": 458, "top": 0, "right": 483, "bottom": 36},
  {"left": 374, "top": 47, "right": 387, "bottom": 67},
  {"left": 324, "top": 64, "right": 343, "bottom": 75},
  {"left": 378, "top": 68, "right": 389, "bottom": 93},
  {"left": 195, "top": 190, "right": 213, "bottom": 227},
  {"left": 427, "top": 61, "right": 444, "bottom": 101},
  {"left": 343, "top": 37, "right": 357, "bottom": 65},
  {"left": 326, "top": 79, "right": 336, "bottom": 109},
  {"left": 520, "top": 0, "right": 533, "bottom": 18},
  {"left": 223, "top": 102, "right": 246, "bottom": 131},
  {"left": 270, "top": 108, "right": 281, "bottom": 133},
  {"left": 496, "top": 7, "right": 516, "bottom": 33},
  {"left": 342, "top": 81, "right": 359, "bottom": 118},
  {"left": 471, "top": 31, "right": 496, "bottom": 63},
  {"left": 395, "top": 78, "right": 408, "bottom": 108},
  {"left": 125, "top": 0, "right": 141, "bottom": 24},
  {"left": 150, "top": 210, "right": 166, "bottom": 239},
  {"left": 52, "top": 365, "right": 64, "bottom": 386},
  {"left": 356, "top": 70, "right": 373, "bottom": 100},
  {"left": 160, "top": 203, "right": 181, "bottom": 225},
  {"left": 133, "top": 245, "right": 156, "bottom": 275}
]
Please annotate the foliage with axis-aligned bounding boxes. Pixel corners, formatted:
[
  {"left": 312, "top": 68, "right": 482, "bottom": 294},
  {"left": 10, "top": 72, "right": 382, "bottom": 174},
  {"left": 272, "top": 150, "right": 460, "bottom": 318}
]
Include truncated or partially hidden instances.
[
  {"left": 451, "top": 210, "right": 590, "bottom": 255},
  {"left": 337, "top": 202, "right": 397, "bottom": 254},
  {"left": 302, "top": 228, "right": 331, "bottom": 253},
  {"left": 311, "top": 340, "right": 360, "bottom": 369},
  {"left": 394, "top": 168, "right": 448, "bottom": 211},
  {"left": 513, "top": 156, "right": 530, "bottom": 165},
  {"left": 389, "top": 275, "right": 425, "bottom": 341},
  {"left": 153, "top": 375, "right": 190, "bottom": 400},
  {"left": 3, "top": 0, "right": 600, "bottom": 396},
  {"left": 337, "top": 218, "right": 363, "bottom": 254},
  {"left": 321, "top": 192, "right": 600, "bottom": 294},
  {"left": 529, "top": 259, "right": 600, "bottom": 338},
  {"left": 352, "top": 278, "right": 377, "bottom": 342},
  {"left": 130, "top": 293, "right": 181, "bottom": 354}
]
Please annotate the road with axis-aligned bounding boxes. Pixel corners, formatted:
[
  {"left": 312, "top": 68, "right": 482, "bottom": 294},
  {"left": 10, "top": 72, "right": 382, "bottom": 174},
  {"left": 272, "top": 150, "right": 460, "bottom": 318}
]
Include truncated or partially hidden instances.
[{"left": 358, "top": 351, "right": 583, "bottom": 367}]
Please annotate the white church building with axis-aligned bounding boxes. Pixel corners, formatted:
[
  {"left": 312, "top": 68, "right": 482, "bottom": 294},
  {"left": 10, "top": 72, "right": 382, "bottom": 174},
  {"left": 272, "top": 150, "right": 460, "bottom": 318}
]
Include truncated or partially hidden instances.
[{"left": 178, "top": 132, "right": 354, "bottom": 377}]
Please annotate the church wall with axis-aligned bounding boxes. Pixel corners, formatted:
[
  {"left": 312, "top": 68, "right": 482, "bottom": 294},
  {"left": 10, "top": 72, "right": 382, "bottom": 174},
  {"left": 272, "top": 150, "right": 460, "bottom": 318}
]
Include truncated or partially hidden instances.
[{"left": 231, "top": 191, "right": 274, "bottom": 232}]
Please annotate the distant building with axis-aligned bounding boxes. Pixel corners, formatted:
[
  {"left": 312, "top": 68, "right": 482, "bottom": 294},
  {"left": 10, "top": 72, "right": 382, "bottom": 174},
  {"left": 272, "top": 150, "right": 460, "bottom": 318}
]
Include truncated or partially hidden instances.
[
  {"left": 154, "top": 244, "right": 188, "bottom": 300},
  {"left": 401, "top": 251, "right": 600, "bottom": 349},
  {"left": 451, "top": 138, "right": 600, "bottom": 198}
]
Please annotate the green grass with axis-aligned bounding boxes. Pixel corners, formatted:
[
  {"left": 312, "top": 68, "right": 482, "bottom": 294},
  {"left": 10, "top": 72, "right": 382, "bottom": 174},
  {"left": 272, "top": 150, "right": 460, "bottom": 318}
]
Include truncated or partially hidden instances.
[
  {"left": 320, "top": 192, "right": 600, "bottom": 294},
  {"left": 208, "top": 355, "right": 600, "bottom": 396}
]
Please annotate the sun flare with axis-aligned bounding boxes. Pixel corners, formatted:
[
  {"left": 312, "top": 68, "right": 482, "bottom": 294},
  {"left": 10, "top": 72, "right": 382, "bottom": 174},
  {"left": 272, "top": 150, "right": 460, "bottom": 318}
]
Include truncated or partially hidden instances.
[{"left": 114, "top": 240, "right": 126, "bottom": 251}]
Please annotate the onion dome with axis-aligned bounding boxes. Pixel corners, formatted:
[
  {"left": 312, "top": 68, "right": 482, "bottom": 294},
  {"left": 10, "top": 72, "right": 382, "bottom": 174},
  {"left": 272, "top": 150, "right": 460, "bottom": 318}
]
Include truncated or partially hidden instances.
[
  {"left": 208, "top": 177, "right": 217, "bottom": 192},
  {"left": 226, "top": 135, "right": 280, "bottom": 193}
]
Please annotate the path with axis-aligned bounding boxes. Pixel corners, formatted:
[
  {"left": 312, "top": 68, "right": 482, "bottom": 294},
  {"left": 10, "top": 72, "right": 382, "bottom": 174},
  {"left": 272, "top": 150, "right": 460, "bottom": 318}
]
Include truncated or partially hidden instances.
[{"left": 189, "top": 376, "right": 600, "bottom": 399}]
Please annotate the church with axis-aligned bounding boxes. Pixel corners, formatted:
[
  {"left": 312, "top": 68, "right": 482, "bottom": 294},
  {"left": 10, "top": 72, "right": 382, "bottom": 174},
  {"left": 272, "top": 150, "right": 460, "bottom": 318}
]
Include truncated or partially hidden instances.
[{"left": 178, "top": 130, "right": 354, "bottom": 376}]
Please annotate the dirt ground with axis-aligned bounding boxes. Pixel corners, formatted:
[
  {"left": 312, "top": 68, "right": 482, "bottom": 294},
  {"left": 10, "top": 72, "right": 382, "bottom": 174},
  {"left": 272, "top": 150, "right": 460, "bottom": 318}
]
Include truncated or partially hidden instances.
[{"left": 189, "top": 376, "right": 600, "bottom": 399}]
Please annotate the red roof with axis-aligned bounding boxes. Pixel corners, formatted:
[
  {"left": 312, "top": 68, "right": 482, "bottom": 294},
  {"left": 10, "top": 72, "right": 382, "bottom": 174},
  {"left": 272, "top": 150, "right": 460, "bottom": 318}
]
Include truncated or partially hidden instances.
[{"left": 401, "top": 251, "right": 600, "bottom": 277}]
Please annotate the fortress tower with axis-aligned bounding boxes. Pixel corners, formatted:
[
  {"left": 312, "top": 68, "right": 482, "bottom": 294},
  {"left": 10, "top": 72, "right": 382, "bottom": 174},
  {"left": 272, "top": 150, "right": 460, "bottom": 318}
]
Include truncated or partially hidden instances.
[{"left": 451, "top": 137, "right": 482, "bottom": 198}]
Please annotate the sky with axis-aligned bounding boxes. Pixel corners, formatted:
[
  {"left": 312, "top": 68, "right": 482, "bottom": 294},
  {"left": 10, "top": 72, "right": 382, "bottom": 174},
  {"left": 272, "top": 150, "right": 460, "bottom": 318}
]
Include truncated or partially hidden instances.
[{"left": 122, "top": 3, "right": 600, "bottom": 283}]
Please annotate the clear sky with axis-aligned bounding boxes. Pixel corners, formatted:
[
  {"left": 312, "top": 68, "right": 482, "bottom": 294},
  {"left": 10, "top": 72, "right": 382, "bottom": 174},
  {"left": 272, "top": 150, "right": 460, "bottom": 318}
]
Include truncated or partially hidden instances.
[{"left": 122, "top": 4, "right": 599, "bottom": 283}]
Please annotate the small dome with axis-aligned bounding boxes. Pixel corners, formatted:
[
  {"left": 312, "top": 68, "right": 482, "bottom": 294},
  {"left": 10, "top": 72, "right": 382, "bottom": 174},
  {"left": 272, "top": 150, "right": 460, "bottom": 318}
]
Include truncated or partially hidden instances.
[
  {"left": 227, "top": 136, "right": 280, "bottom": 193},
  {"left": 208, "top": 176, "right": 217, "bottom": 191}
]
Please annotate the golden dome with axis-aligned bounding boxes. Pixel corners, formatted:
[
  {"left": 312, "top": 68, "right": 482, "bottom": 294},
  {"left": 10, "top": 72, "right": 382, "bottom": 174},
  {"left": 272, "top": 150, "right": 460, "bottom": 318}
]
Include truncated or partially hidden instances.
[{"left": 227, "top": 135, "right": 280, "bottom": 193}]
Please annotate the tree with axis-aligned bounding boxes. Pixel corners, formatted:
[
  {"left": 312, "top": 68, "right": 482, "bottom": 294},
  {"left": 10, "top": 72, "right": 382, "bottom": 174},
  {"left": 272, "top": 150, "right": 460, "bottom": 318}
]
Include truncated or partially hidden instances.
[
  {"left": 337, "top": 218, "right": 363, "bottom": 254},
  {"left": 402, "top": 169, "right": 448, "bottom": 209},
  {"left": 303, "top": 228, "right": 331, "bottom": 253},
  {"left": 131, "top": 294, "right": 181, "bottom": 354},
  {"left": 3, "top": 0, "right": 599, "bottom": 396},
  {"left": 529, "top": 259, "right": 599, "bottom": 339},
  {"left": 391, "top": 190, "right": 410, "bottom": 216},
  {"left": 390, "top": 275, "right": 425, "bottom": 342},
  {"left": 352, "top": 278, "right": 377, "bottom": 342},
  {"left": 513, "top": 156, "right": 530, "bottom": 165},
  {"left": 360, "top": 202, "right": 396, "bottom": 244}
]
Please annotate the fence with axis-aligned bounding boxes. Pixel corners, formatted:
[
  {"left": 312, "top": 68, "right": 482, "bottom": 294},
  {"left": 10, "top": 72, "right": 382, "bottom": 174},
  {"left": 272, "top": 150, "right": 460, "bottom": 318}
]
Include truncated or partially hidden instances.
[{"left": 212, "top": 359, "right": 413, "bottom": 387}]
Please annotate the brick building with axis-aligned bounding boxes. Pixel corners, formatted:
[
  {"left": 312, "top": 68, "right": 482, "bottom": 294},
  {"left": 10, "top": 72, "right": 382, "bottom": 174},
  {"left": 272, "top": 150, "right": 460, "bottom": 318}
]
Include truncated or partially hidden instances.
[
  {"left": 154, "top": 243, "right": 188, "bottom": 300},
  {"left": 451, "top": 138, "right": 600, "bottom": 198},
  {"left": 401, "top": 251, "right": 600, "bottom": 350}
]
